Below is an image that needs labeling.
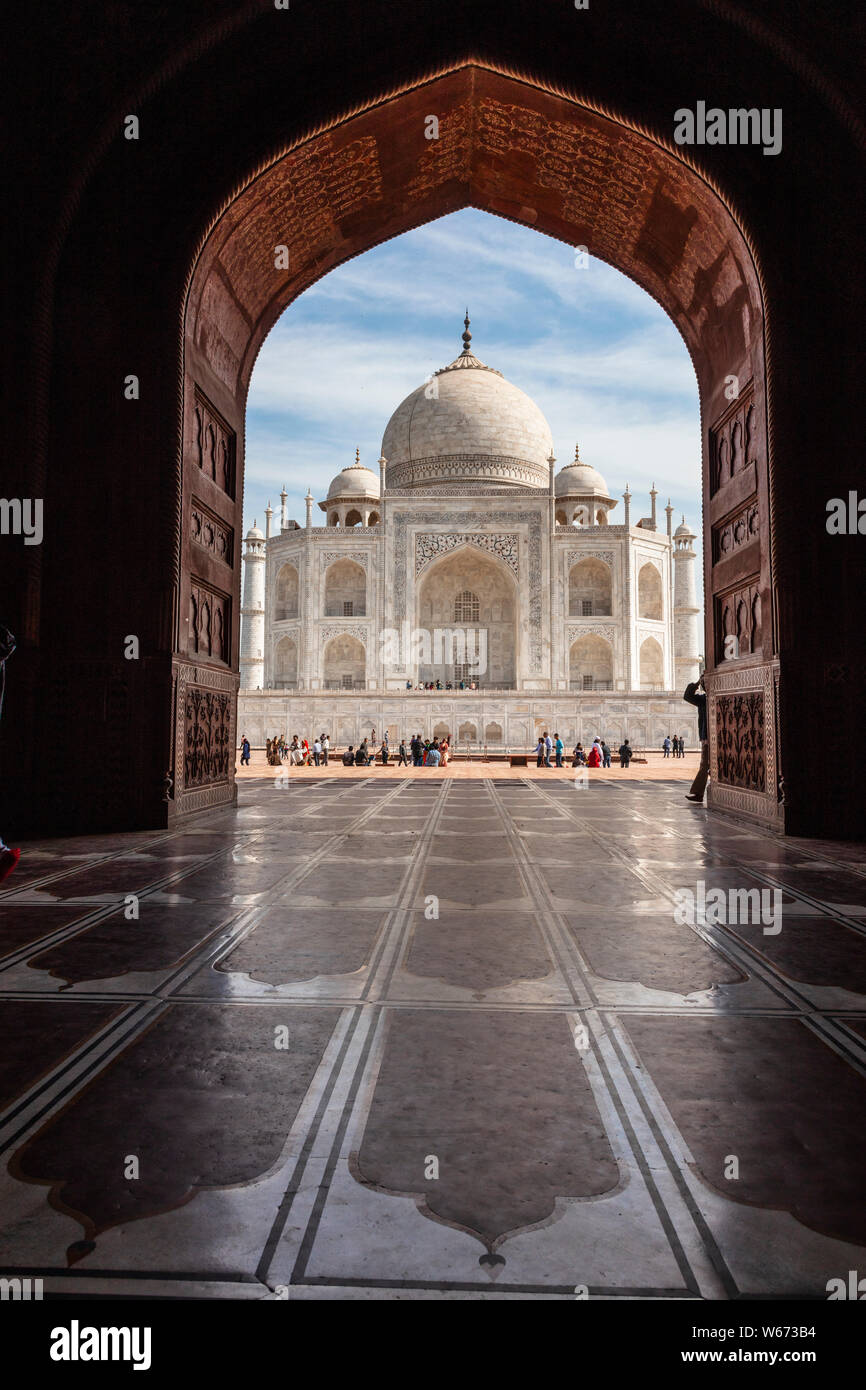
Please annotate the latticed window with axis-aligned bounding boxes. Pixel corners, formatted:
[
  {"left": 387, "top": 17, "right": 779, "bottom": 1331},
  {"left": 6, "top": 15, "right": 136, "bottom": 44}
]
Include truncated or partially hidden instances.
[
  {"left": 453, "top": 590, "right": 480, "bottom": 622},
  {"left": 343, "top": 600, "right": 354, "bottom": 616},
  {"left": 582, "top": 599, "right": 593, "bottom": 615}
]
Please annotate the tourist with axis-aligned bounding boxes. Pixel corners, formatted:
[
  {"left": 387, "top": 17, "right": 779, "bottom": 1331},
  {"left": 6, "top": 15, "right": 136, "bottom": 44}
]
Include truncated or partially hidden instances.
[
  {"left": 379, "top": 740, "right": 389, "bottom": 765},
  {"left": 427, "top": 740, "right": 441, "bottom": 767},
  {"left": 684, "top": 676, "right": 709, "bottom": 802},
  {"left": 398, "top": 739, "right": 409, "bottom": 766},
  {"left": 662, "top": 735, "right": 672, "bottom": 758},
  {"left": 240, "top": 734, "right": 251, "bottom": 766},
  {"left": 544, "top": 731, "right": 552, "bottom": 767},
  {"left": 322, "top": 733, "right": 330, "bottom": 765},
  {"left": 572, "top": 742, "right": 586, "bottom": 768},
  {"left": 601, "top": 739, "right": 612, "bottom": 768},
  {"left": 536, "top": 736, "right": 545, "bottom": 768},
  {"left": 265, "top": 737, "right": 273, "bottom": 765},
  {"left": 587, "top": 741, "right": 602, "bottom": 768},
  {"left": 354, "top": 743, "right": 367, "bottom": 766},
  {"left": 312, "top": 736, "right": 322, "bottom": 767},
  {"left": 410, "top": 733, "right": 422, "bottom": 767},
  {"left": 459, "top": 679, "right": 465, "bottom": 690},
  {"left": 342, "top": 744, "right": 355, "bottom": 767},
  {"left": 289, "top": 735, "right": 302, "bottom": 766},
  {"left": 440, "top": 738, "right": 449, "bottom": 767},
  {"left": 301, "top": 737, "right": 311, "bottom": 765},
  {"left": 618, "top": 739, "right": 632, "bottom": 769},
  {"left": 554, "top": 732, "right": 563, "bottom": 768}
]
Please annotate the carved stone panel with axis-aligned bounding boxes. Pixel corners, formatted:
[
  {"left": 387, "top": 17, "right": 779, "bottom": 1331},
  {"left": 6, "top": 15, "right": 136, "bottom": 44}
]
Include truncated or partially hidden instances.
[
  {"left": 190, "top": 579, "right": 231, "bottom": 664},
  {"left": 712, "top": 500, "right": 759, "bottom": 563},
  {"left": 193, "top": 390, "right": 236, "bottom": 499},
  {"left": 709, "top": 385, "right": 757, "bottom": 496},
  {"left": 191, "top": 498, "right": 233, "bottom": 566},
  {"left": 183, "top": 686, "right": 232, "bottom": 789},
  {"left": 714, "top": 691, "right": 765, "bottom": 792},
  {"left": 715, "top": 578, "right": 761, "bottom": 662},
  {"left": 415, "top": 532, "right": 519, "bottom": 579}
]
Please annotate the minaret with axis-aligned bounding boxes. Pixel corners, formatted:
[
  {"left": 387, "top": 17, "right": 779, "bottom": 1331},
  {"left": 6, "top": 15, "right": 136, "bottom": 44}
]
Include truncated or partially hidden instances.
[
  {"left": 665, "top": 499, "right": 674, "bottom": 537},
  {"left": 649, "top": 483, "right": 658, "bottom": 531},
  {"left": 305, "top": 489, "right": 314, "bottom": 531},
  {"left": 623, "top": 484, "right": 631, "bottom": 529},
  {"left": 264, "top": 499, "right": 273, "bottom": 540},
  {"left": 239, "top": 521, "right": 266, "bottom": 690},
  {"left": 279, "top": 485, "right": 288, "bottom": 532},
  {"left": 673, "top": 516, "right": 701, "bottom": 687}
]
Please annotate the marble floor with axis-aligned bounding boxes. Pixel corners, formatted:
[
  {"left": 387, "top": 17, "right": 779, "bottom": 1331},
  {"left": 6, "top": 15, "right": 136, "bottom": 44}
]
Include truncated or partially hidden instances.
[{"left": 1, "top": 775, "right": 865, "bottom": 1300}]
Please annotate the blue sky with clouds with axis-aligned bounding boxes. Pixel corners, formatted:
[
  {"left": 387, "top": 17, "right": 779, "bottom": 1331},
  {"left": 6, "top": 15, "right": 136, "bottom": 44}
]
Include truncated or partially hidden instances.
[{"left": 244, "top": 207, "right": 701, "bottom": 547}]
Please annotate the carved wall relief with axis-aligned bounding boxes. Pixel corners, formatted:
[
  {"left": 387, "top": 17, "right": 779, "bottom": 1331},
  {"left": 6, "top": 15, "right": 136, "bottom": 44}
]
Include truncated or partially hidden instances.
[
  {"left": 716, "top": 579, "right": 761, "bottom": 661},
  {"left": 710, "top": 386, "right": 757, "bottom": 495},
  {"left": 191, "top": 498, "right": 233, "bottom": 565},
  {"left": 183, "top": 686, "right": 232, "bottom": 788},
  {"left": 193, "top": 391, "right": 236, "bottom": 499},
  {"left": 715, "top": 691, "right": 765, "bottom": 791},
  {"left": 713, "top": 500, "right": 760, "bottom": 562},
  {"left": 190, "top": 580, "right": 231, "bottom": 663}
]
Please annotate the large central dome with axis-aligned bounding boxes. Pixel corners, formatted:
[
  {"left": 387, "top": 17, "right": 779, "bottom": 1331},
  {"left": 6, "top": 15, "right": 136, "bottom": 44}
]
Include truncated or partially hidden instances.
[{"left": 381, "top": 315, "right": 554, "bottom": 491}]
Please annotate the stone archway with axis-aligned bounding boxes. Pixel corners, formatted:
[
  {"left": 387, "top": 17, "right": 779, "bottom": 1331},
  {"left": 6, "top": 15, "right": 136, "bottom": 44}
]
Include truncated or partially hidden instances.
[
  {"left": 18, "top": 51, "right": 824, "bottom": 835},
  {"left": 569, "top": 559, "right": 612, "bottom": 617},
  {"left": 324, "top": 560, "right": 366, "bottom": 617},
  {"left": 638, "top": 563, "right": 663, "bottom": 621},
  {"left": 416, "top": 546, "right": 517, "bottom": 688},
  {"left": 323, "top": 634, "right": 365, "bottom": 689},
  {"left": 639, "top": 637, "right": 664, "bottom": 690},
  {"left": 273, "top": 635, "right": 298, "bottom": 687},
  {"left": 174, "top": 65, "right": 781, "bottom": 827},
  {"left": 569, "top": 635, "right": 614, "bottom": 691},
  {"left": 275, "top": 563, "right": 298, "bottom": 621}
]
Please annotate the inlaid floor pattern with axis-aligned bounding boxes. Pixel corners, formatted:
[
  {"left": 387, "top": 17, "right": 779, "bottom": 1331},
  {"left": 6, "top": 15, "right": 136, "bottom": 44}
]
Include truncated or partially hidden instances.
[{"left": 1, "top": 775, "right": 865, "bottom": 1299}]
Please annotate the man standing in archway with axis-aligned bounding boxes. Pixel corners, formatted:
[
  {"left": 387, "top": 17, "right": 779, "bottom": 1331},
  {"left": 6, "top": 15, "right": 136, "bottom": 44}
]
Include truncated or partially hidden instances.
[{"left": 684, "top": 676, "right": 709, "bottom": 803}]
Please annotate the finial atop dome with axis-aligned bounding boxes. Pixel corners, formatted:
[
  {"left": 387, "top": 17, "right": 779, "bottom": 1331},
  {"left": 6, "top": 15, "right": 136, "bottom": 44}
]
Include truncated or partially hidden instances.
[
  {"left": 574, "top": 442, "right": 581, "bottom": 463},
  {"left": 355, "top": 447, "right": 360, "bottom": 466},
  {"left": 461, "top": 309, "right": 472, "bottom": 354}
]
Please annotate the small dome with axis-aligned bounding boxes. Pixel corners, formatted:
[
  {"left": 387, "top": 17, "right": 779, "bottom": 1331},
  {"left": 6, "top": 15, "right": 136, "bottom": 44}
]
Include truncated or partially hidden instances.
[
  {"left": 326, "top": 450, "right": 381, "bottom": 501},
  {"left": 555, "top": 445, "right": 611, "bottom": 498},
  {"left": 674, "top": 516, "right": 694, "bottom": 538},
  {"left": 246, "top": 521, "right": 264, "bottom": 540}
]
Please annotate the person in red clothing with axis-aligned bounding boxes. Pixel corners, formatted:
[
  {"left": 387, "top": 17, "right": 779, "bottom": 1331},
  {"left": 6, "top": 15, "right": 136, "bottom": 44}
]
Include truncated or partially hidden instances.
[{"left": 587, "top": 739, "right": 602, "bottom": 768}]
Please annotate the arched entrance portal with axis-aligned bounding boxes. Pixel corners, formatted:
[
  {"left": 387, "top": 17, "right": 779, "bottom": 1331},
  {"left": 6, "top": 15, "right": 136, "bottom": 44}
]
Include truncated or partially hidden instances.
[
  {"left": 175, "top": 65, "right": 778, "bottom": 828},
  {"left": 24, "top": 49, "right": 847, "bottom": 836},
  {"left": 415, "top": 547, "right": 516, "bottom": 688}
]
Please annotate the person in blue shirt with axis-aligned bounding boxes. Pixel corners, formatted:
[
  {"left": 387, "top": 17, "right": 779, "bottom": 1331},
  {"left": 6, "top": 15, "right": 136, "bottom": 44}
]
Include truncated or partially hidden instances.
[{"left": 553, "top": 732, "right": 564, "bottom": 767}]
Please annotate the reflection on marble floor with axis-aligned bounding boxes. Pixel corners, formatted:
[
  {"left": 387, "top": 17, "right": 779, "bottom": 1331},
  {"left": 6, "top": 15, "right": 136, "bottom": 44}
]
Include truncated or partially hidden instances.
[{"left": 1, "top": 775, "right": 865, "bottom": 1299}]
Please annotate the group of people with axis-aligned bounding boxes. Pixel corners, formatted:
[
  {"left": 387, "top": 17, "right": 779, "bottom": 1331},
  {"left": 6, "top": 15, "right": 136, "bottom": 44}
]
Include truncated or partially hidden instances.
[
  {"left": 338, "top": 733, "right": 449, "bottom": 767},
  {"left": 534, "top": 733, "right": 635, "bottom": 770},
  {"left": 662, "top": 735, "right": 687, "bottom": 758},
  {"left": 250, "top": 733, "right": 332, "bottom": 768},
  {"left": 405, "top": 680, "right": 477, "bottom": 691}
]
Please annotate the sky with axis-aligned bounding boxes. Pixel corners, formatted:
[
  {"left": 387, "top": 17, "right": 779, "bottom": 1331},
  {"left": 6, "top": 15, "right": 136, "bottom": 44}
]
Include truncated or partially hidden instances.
[{"left": 243, "top": 207, "right": 702, "bottom": 550}]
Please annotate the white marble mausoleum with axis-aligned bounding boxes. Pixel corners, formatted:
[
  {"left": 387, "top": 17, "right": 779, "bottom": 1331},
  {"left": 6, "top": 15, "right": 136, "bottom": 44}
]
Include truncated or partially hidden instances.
[{"left": 238, "top": 317, "right": 702, "bottom": 751}]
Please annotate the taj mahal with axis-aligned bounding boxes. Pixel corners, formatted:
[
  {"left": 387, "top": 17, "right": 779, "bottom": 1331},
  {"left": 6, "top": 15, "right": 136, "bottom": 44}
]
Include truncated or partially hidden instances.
[{"left": 238, "top": 316, "right": 702, "bottom": 752}]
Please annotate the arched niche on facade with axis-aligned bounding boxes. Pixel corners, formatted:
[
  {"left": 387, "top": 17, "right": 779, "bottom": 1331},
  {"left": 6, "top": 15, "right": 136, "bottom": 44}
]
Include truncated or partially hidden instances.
[
  {"left": 638, "top": 562, "right": 663, "bottom": 620},
  {"left": 639, "top": 636, "right": 665, "bottom": 688},
  {"left": 275, "top": 562, "right": 299, "bottom": 621},
  {"left": 416, "top": 546, "right": 517, "bottom": 688},
  {"left": 323, "top": 634, "right": 365, "bottom": 689},
  {"left": 569, "top": 634, "right": 613, "bottom": 690},
  {"left": 273, "top": 635, "right": 298, "bottom": 686},
  {"left": 324, "top": 559, "right": 366, "bottom": 617},
  {"left": 569, "top": 558, "right": 612, "bottom": 617}
]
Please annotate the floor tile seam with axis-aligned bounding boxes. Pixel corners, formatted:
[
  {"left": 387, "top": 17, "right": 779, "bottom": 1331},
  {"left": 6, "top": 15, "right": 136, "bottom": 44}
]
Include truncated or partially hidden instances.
[
  {"left": 524, "top": 780, "right": 866, "bottom": 1074},
  {"left": 364, "top": 782, "right": 456, "bottom": 1002},
  {"left": 486, "top": 782, "right": 717, "bottom": 1295},
  {"left": 0, "top": 843, "right": 255, "bottom": 975},
  {"left": 157, "top": 779, "right": 417, "bottom": 999},
  {"left": 0, "top": 998, "right": 170, "bottom": 1156}
]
